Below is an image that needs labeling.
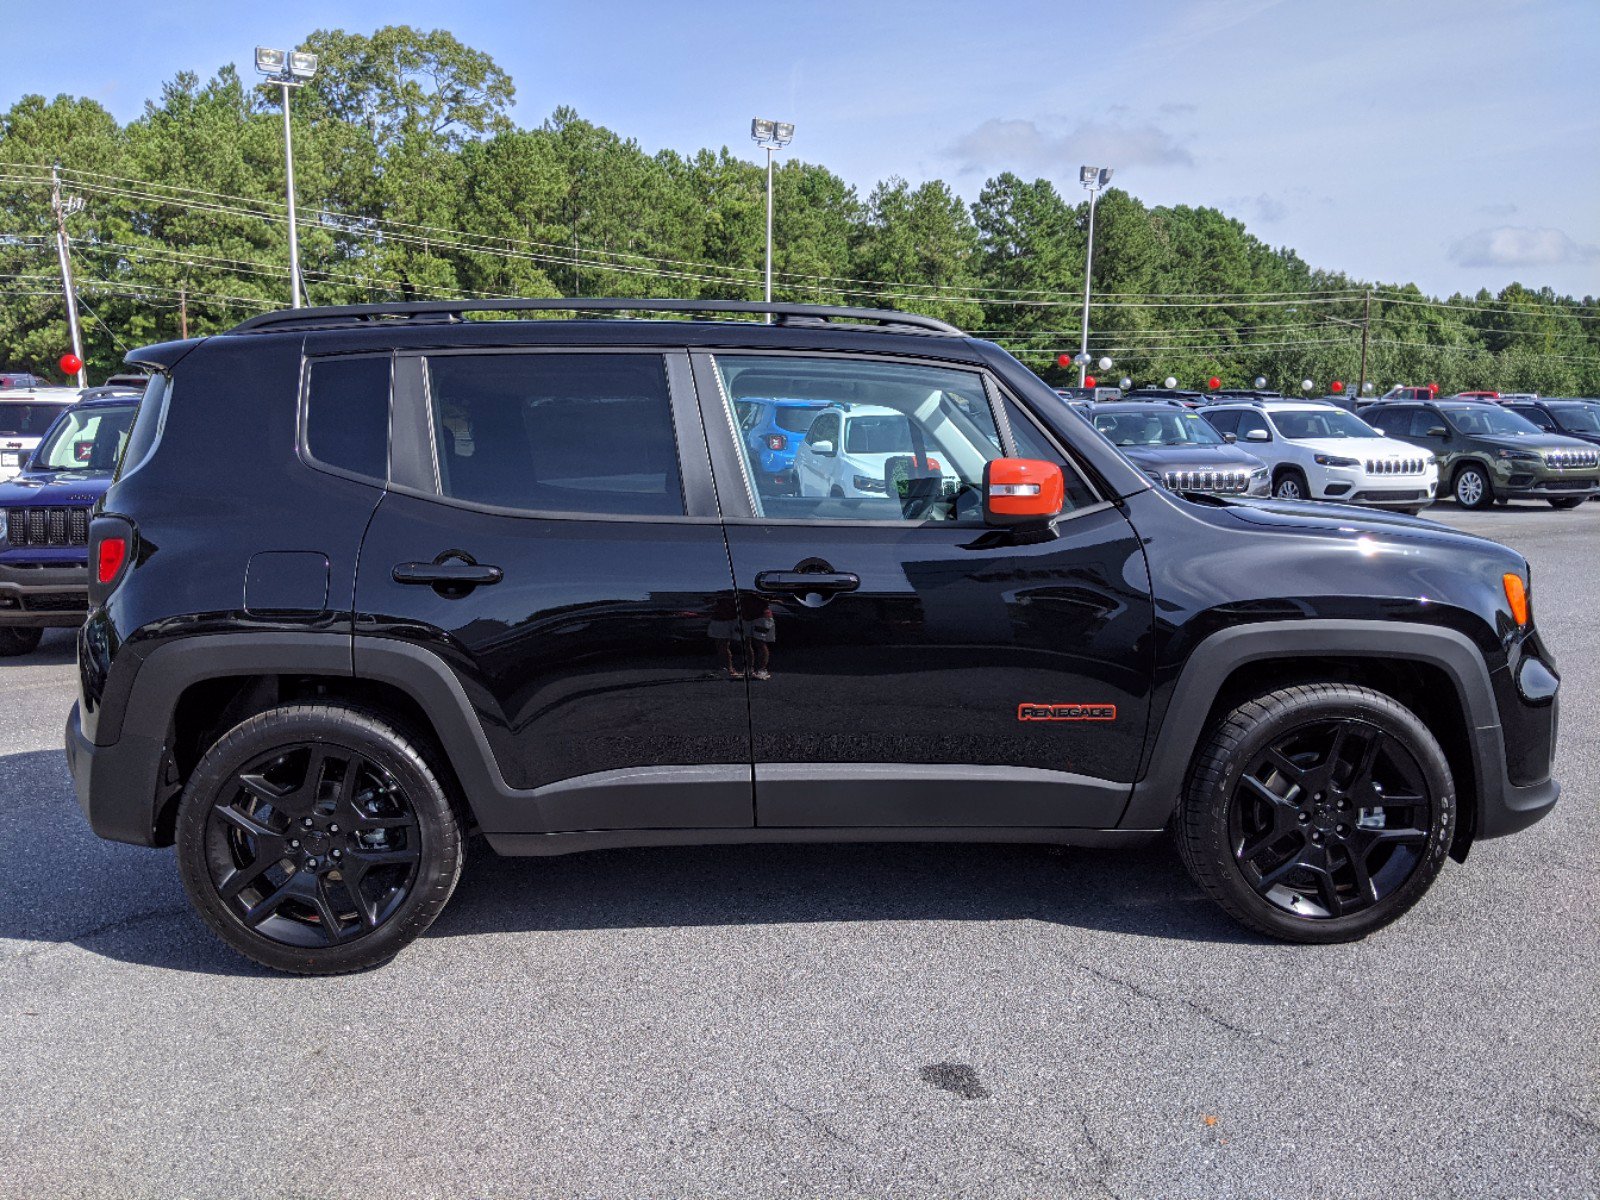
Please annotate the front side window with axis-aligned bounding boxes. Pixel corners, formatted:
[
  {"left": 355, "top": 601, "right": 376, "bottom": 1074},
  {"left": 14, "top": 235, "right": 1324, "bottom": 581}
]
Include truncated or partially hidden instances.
[
  {"left": 33, "top": 403, "right": 139, "bottom": 471},
  {"left": 427, "top": 353, "right": 683, "bottom": 517},
  {"left": 1269, "top": 408, "right": 1383, "bottom": 440},
  {"left": 715, "top": 354, "right": 1003, "bottom": 522},
  {"left": 306, "top": 355, "right": 391, "bottom": 480},
  {"left": 1233, "top": 411, "right": 1271, "bottom": 440}
]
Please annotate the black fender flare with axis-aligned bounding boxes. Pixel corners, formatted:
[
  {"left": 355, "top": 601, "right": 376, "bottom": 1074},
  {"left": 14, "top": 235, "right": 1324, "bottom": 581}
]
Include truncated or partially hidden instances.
[{"left": 1117, "top": 619, "right": 1547, "bottom": 842}]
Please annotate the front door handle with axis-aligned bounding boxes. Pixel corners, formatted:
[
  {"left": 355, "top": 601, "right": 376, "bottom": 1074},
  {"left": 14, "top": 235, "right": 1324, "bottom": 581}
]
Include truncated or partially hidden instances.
[
  {"left": 755, "top": 570, "right": 860, "bottom": 595},
  {"left": 393, "top": 561, "right": 503, "bottom": 587}
]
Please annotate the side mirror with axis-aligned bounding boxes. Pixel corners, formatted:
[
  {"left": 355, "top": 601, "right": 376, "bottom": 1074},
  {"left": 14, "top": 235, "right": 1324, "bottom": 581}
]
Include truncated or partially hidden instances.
[
  {"left": 1427, "top": 426, "right": 1448, "bottom": 438},
  {"left": 1374, "top": 428, "right": 1386, "bottom": 435},
  {"left": 1223, "top": 432, "right": 1238, "bottom": 444},
  {"left": 1245, "top": 428, "right": 1271, "bottom": 442},
  {"left": 810, "top": 439, "right": 835, "bottom": 457},
  {"left": 983, "top": 457, "right": 1065, "bottom": 527}
]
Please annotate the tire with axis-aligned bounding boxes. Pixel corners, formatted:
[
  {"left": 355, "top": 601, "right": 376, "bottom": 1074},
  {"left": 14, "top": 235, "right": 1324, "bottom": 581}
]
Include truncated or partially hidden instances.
[
  {"left": 1272, "top": 468, "right": 1310, "bottom": 501},
  {"left": 175, "top": 704, "right": 464, "bottom": 974},
  {"left": 1452, "top": 463, "right": 1493, "bottom": 510},
  {"left": 0, "top": 627, "right": 43, "bottom": 657},
  {"left": 1548, "top": 497, "right": 1585, "bottom": 510},
  {"left": 1176, "top": 683, "right": 1455, "bottom": 943}
]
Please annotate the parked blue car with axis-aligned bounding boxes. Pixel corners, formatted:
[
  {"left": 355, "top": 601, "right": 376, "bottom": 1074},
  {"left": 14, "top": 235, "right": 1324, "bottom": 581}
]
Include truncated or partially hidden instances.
[
  {"left": 733, "top": 396, "right": 830, "bottom": 491},
  {"left": 0, "top": 388, "right": 142, "bottom": 656}
]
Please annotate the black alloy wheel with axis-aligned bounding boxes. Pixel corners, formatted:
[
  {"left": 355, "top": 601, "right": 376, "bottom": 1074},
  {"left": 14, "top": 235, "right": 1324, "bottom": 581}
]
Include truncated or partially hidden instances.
[
  {"left": 176, "top": 705, "right": 463, "bottom": 973},
  {"left": 1227, "top": 719, "right": 1431, "bottom": 920},
  {"left": 1178, "top": 683, "right": 1454, "bottom": 942}
]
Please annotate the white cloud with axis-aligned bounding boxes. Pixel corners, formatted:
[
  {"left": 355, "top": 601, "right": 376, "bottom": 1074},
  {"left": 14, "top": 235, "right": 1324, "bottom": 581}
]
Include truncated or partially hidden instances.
[
  {"left": 947, "top": 117, "right": 1194, "bottom": 177},
  {"left": 1448, "top": 225, "right": 1598, "bottom": 269}
]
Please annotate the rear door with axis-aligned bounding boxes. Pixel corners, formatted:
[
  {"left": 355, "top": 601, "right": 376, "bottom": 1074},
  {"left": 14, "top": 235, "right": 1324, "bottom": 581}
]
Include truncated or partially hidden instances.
[
  {"left": 354, "top": 348, "right": 752, "bottom": 836},
  {"left": 694, "top": 349, "right": 1154, "bottom": 830}
]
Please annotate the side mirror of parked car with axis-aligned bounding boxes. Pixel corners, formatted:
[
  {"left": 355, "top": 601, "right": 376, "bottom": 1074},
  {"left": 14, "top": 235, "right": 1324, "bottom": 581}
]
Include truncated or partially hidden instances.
[
  {"left": 983, "top": 457, "right": 1065, "bottom": 528},
  {"left": 1427, "top": 426, "right": 1448, "bottom": 438},
  {"left": 1223, "top": 432, "right": 1238, "bottom": 443},
  {"left": 1245, "top": 428, "right": 1271, "bottom": 442},
  {"left": 810, "top": 439, "right": 835, "bottom": 457}
]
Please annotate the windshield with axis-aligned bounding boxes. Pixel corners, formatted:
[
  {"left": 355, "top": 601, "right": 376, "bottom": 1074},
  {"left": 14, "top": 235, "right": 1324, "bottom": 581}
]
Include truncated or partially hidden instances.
[
  {"left": 1443, "top": 406, "right": 1542, "bottom": 437},
  {"left": 33, "top": 403, "right": 139, "bottom": 471},
  {"left": 1270, "top": 409, "right": 1383, "bottom": 440},
  {"left": 774, "top": 404, "right": 826, "bottom": 433},
  {"left": 0, "top": 402, "right": 70, "bottom": 437},
  {"left": 1553, "top": 404, "right": 1600, "bottom": 434},
  {"left": 1093, "top": 409, "right": 1225, "bottom": 446},
  {"left": 844, "top": 414, "right": 916, "bottom": 454}
]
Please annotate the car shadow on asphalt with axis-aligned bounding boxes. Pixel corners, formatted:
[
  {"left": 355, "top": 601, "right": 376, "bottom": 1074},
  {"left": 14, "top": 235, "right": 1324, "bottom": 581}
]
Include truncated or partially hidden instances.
[
  {"left": 0, "top": 629, "right": 78, "bottom": 668},
  {"left": 0, "top": 747, "right": 1261, "bottom": 977}
]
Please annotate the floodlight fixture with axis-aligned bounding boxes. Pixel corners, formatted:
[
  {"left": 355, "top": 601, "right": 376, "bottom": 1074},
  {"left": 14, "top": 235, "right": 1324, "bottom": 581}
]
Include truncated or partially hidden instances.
[
  {"left": 289, "top": 51, "right": 319, "bottom": 79},
  {"left": 255, "top": 46, "right": 286, "bottom": 74},
  {"left": 751, "top": 118, "right": 776, "bottom": 142}
]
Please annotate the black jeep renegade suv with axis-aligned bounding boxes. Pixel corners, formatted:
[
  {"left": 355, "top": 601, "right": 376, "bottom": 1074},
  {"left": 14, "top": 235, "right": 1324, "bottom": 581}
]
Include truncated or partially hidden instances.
[{"left": 66, "top": 300, "right": 1562, "bottom": 973}]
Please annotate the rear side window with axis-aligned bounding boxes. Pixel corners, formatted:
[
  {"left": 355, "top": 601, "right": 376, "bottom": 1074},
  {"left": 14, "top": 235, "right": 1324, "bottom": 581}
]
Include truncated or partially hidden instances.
[
  {"left": 426, "top": 353, "right": 683, "bottom": 517},
  {"left": 115, "top": 373, "right": 169, "bottom": 480},
  {"left": 306, "top": 356, "right": 391, "bottom": 480}
]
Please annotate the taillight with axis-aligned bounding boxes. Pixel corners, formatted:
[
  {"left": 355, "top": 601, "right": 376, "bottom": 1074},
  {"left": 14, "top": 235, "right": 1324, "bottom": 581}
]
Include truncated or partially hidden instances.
[
  {"left": 97, "top": 536, "right": 127, "bottom": 584},
  {"left": 765, "top": 434, "right": 787, "bottom": 451}
]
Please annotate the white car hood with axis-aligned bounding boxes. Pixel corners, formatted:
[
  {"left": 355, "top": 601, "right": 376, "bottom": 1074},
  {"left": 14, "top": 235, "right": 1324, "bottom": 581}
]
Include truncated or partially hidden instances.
[{"left": 1292, "top": 436, "right": 1428, "bottom": 462}]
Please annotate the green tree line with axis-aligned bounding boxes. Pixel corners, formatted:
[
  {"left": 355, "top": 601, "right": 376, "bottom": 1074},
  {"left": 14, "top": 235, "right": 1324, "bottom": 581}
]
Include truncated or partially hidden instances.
[{"left": 2, "top": 25, "right": 1596, "bottom": 393}]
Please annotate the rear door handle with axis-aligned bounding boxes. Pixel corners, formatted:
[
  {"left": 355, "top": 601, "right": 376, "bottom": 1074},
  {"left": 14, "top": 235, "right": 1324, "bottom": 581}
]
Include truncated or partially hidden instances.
[
  {"left": 393, "top": 561, "right": 503, "bottom": 587},
  {"left": 755, "top": 570, "right": 859, "bottom": 595}
]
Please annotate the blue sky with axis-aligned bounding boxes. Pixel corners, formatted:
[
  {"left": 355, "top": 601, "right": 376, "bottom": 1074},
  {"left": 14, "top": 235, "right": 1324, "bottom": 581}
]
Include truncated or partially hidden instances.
[{"left": 2, "top": 0, "right": 1596, "bottom": 298}]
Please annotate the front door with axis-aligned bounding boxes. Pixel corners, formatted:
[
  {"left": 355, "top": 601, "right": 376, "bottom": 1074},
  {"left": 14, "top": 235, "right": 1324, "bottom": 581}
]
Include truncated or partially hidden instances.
[
  {"left": 354, "top": 349, "right": 752, "bottom": 836},
  {"left": 694, "top": 351, "right": 1154, "bottom": 830}
]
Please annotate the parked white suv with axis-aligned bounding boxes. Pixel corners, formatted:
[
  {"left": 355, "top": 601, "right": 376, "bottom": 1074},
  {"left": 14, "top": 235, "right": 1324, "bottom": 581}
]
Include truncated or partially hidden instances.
[
  {"left": 0, "top": 387, "right": 79, "bottom": 480},
  {"left": 794, "top": 403, "right": 963, "bottom": 500},
  {"left": 1201, "top": 401, "right": 1439, "bottom": 513}
]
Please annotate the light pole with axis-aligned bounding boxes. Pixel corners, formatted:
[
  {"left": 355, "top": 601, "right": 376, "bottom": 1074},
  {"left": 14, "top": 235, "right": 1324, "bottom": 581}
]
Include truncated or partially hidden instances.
[
  {"left": 750, "top": 118, "right": 795, "bottom": 323},
  {"left": 255, "top": 46, "right": 319, "bottom": 307},
  {"left": 1076, "top": 164, "right": 1113, "bottom": 386}
]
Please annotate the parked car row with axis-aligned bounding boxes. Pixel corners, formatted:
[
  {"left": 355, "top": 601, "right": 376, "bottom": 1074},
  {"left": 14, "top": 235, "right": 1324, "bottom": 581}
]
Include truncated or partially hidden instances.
[
  {"left": 1053, "top": 390, "right": 1600, "bottom": 513},
  {"left": 0, "top": 380, "right": 145, "bottom": 655}
]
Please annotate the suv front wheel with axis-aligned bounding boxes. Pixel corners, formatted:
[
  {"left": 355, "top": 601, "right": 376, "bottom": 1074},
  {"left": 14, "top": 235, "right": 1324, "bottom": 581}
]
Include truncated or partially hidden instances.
[
  {"left": 1177, "top": 683, "right": 1454, "bottom": 942},
  {"left": 175, "top": 704, "right": 464, "bottom": 974},
  {"left": 1453, "top": 463, "right": 1494, "bottom": 510},
  {"left": 1272, "top": 468, "right": 1310, "bottom": 501}
]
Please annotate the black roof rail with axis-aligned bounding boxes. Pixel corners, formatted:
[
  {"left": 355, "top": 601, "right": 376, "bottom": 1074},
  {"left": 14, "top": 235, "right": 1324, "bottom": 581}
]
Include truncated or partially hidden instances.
[{"left": 226, "top": 298, "right": 965, "bottom": 338}]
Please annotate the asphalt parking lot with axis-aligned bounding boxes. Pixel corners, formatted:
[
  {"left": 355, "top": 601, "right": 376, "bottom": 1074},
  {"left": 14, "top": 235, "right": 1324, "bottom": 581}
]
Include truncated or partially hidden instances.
[{"left": 2, "top": 502, "right": 1596, "bottom": 1199}]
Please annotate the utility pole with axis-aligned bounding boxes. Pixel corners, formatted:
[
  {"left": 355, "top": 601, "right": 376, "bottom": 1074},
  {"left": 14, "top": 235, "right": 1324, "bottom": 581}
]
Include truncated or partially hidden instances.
[
  {"left": 178, "top": 284, "right": 189, "bottom": 339},
  {"left": 1357, "top": 289, "right": 1372, "bottom": 399},
  {"left": 50, "top": 166, "right": 88, "bottom": 388},
  {"left": 1076, "top": 165, "right": 1114, "bottom": 387}
]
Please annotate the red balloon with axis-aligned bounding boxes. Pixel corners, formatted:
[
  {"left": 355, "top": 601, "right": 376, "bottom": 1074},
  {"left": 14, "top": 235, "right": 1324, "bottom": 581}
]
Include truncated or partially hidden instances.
[
  {"left": 1057, "top": 353, "right": 1072, "bottom": 368},
  {"left": 1207, "top": 376, "right": 1220, "bottom": 390},
  {"left": 1331, "top": 380, "right": 1345, "bottom": 393},
  {"left": 1427, "top": 382, "right": 1439, "bottom": 394},
  {"left": 59, "top": 353, "right": 83, "bottom": 376},
  {"left": 1084, "top": 375, "right": 1097, "bottom": 388}
]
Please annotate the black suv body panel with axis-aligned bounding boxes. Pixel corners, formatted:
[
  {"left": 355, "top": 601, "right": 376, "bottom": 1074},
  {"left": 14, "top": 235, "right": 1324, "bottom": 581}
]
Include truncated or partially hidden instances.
[{"left": 69, "top": 310, "right": 1561, "bottom": 856}]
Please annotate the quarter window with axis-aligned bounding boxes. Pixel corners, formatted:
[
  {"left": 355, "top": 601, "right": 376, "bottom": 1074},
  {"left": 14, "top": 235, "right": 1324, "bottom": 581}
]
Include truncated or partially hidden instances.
[
  {"left": 306, "top": 356, "right": 391, "bottom": 480},
  {"left": 426, "top": 353, "right": 683, "bottom": 517}
]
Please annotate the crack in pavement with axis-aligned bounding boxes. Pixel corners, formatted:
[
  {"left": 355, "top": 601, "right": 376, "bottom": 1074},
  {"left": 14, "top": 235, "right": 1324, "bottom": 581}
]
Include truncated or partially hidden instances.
[{"left": 1067, "top": 957, "right": 1287, "bottom": 1046}]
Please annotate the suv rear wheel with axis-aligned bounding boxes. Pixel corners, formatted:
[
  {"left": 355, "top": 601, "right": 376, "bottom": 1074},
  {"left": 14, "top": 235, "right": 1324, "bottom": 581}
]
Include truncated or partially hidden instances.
[
  {"left": 0, "top": 627, "right": 43, "bottom": 657},
  {"left": 175, "top": 704, "right": 464, "bottom": 974},
  {"left": 1177, "top": 683, "right": 1454, "bottom": 942}
]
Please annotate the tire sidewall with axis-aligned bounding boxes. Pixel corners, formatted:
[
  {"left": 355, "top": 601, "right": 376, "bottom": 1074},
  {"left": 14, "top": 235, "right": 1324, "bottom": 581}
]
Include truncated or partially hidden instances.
[
  {"left": 1189, "top": 688, "right": 1455, "bottom": 942},
  {"left": 175, "top": 706, "right": 462, "bottom": 974},
  {"left": 1273, "top": 469, "right": 1308, "bottom": 501},
  {"left": 1454, "top": 464, "right": 1492, "bottom": 509}
]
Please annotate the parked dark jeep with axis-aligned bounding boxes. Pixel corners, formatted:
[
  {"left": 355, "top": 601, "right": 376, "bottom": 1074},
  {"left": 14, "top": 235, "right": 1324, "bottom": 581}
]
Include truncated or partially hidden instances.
[{"left": 66, "top": 300, "right": 1562, "bottom": 973}]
